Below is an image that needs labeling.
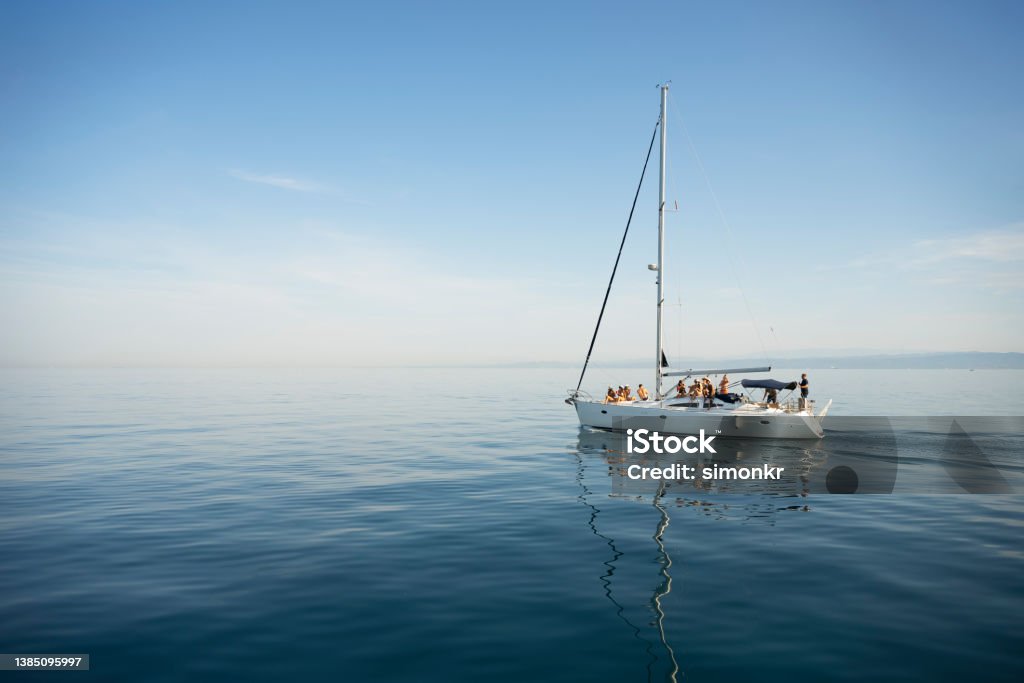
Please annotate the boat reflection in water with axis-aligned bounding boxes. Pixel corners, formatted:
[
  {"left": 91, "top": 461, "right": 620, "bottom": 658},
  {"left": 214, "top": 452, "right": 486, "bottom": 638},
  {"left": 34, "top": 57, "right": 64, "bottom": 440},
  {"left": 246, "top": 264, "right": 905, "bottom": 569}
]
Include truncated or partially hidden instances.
[
  {"left": 570, "top": 418, "right": 1019, "bottom": 681},
  {"left": 577, "top": 415, "right": 916, "bottom": 501},
  {"left": 580, "top": 416, "right": 1021, "bottom": 500},
  {"left": 570, "top": 421, "right": 898, "bottom": 682}
]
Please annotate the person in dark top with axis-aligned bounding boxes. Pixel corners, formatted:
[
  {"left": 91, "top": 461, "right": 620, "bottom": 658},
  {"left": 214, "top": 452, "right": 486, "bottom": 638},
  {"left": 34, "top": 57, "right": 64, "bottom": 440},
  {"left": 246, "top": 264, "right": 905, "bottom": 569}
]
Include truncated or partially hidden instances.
[{"left": 799, "top": 373, "right": 809, "bottom": 410}]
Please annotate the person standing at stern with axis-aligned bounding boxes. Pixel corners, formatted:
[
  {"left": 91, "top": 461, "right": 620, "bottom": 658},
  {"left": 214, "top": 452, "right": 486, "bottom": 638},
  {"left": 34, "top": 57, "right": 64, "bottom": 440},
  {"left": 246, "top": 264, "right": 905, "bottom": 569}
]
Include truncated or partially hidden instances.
[{"left": 799, "top": 373, "right": 810, "bottom": 410}]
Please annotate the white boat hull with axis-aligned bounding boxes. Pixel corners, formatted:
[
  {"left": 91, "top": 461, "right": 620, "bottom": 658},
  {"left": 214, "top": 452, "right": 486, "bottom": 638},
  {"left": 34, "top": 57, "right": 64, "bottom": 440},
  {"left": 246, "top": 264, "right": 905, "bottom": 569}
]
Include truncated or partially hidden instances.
[{"left": 573, "top": 399, "right": 826, "bottom": 440}]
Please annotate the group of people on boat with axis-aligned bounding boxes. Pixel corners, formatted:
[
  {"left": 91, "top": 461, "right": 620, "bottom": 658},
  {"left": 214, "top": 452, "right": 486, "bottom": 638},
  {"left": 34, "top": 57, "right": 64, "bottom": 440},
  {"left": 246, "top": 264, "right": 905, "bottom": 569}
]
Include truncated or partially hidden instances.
[
  {"left": 599, "top": 373, "right": 811, "bottom": 410},
  {"left": 604, "top": 383, "right": 650, "bottom": 403},
  {"left": 674, "top": 375, "right": 730, "bottom": 400}
]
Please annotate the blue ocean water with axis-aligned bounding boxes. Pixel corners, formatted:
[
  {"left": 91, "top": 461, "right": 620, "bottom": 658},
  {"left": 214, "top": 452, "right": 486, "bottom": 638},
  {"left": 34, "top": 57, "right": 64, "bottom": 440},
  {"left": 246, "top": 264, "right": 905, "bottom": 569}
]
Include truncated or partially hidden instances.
[{"left": 0, "top": 368, "right": 1022, "bottom": 682}]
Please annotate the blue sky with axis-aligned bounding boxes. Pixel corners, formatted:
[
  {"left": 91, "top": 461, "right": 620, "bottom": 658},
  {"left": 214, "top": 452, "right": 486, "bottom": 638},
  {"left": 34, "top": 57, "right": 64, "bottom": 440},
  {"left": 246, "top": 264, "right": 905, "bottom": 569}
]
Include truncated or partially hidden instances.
[{"left": 1, "top": 0, "right": 1021, "bottom": 368}]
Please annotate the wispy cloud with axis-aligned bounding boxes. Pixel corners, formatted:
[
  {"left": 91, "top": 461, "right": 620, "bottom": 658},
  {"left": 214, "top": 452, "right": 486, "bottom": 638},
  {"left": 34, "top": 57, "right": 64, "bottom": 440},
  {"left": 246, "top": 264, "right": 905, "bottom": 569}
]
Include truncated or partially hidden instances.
[
  {"left": 228, "top": 169, "right": 324, "bottom": 193},
  {"left": 911, "top": 225, "right": 1024, "bottom": 265},
  {"left": 817, "top": 224, "right": 1024, "bottom": 290},
  {"left": 0, "top": 217, "right": 585, "bottom": 366}
]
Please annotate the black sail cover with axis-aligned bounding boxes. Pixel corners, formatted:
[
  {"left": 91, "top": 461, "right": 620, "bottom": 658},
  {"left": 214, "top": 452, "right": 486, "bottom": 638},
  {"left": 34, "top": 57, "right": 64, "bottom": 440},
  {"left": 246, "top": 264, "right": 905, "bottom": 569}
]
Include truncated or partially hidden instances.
[{"left": 740, "top": 379, "right": 798, "bottom": 391}]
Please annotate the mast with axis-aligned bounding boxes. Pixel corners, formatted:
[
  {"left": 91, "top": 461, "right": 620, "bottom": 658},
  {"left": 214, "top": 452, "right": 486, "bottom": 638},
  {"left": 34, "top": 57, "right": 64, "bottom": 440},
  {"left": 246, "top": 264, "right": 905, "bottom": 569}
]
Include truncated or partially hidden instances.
[{"left": 655, "top": 84, "right": 668, "bottom": 399}]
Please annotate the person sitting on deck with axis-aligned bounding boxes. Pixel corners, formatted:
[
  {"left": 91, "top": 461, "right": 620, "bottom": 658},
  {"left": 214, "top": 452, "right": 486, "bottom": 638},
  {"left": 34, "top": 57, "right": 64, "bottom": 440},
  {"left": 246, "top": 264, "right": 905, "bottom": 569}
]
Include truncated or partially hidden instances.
[
  {"left": 605, "top": 387, "right": 617, "bottom": 403},
  {"left": 719, "top": 375, "right": 730, "bottom": 395},
  {"left": 623, "top": 386, "right": 635, "bottom": 401},
  {"left": 637, "top": 384, "right": 649, "bottom": 401},
  {"left": 702, "top": 377, "right": 715, "bottom": 409},
  {"left": 674, "top": 380, "right": 686, "bottom": 397},
  {"left": 688, "top": 380, "right": 701, "bottom": 398}
]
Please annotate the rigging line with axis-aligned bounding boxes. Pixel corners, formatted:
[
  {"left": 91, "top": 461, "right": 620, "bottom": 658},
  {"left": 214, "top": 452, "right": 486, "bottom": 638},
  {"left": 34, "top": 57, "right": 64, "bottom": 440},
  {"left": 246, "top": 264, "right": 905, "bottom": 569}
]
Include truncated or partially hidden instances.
[
  {"left": 769, "top": 325, "right": 783, "bottom": 353},
  {"left": 665, "top": 142, "right": 680, "bottom": 216},
  {"left": 667, "top": 91, "right": 771, "bottom": 364},
  {"left": 588, "top": 361, "right": 623, "bottom": 392},
  {"left": 676, "top": 293, "right": 682, "bottom": 364},
  {"left": 574, "top": 118, "right": 660, "bottom": 395}
]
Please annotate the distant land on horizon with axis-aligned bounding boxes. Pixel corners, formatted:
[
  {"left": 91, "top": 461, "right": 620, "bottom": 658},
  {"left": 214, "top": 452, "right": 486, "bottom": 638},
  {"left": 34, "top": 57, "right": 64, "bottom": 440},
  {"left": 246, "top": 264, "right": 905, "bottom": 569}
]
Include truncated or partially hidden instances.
[{"left": 495, "top": 352, "right": 1024, "bottom": 370}]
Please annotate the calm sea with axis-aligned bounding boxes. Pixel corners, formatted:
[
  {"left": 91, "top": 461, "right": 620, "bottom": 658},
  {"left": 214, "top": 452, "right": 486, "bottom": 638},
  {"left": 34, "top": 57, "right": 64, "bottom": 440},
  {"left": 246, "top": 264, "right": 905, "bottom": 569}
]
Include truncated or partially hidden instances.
[{"left": 1, "top": 368, "right": 1021, "bottom": 682}]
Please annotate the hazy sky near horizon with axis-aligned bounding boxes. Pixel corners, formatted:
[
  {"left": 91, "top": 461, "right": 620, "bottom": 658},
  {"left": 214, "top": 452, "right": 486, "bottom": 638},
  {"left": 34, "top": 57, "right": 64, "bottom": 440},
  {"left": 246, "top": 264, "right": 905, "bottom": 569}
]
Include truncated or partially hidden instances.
[{"left": 1, "top": 0, "right": 1022, "bottom": 368}]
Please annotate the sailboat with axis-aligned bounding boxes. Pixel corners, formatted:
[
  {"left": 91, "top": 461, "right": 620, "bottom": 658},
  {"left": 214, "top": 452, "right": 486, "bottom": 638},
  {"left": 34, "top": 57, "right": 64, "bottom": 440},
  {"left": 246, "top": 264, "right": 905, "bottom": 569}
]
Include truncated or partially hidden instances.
[{"left": 567, "top": 84, "right": 831, "bottom": 440}]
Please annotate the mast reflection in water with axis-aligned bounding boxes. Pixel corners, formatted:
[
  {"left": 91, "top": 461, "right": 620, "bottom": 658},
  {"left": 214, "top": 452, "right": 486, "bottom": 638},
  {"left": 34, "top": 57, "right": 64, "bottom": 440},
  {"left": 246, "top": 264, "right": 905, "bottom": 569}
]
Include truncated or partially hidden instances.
[{"left": 574, "top": 448, "right": 680, "bottom": 683}]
